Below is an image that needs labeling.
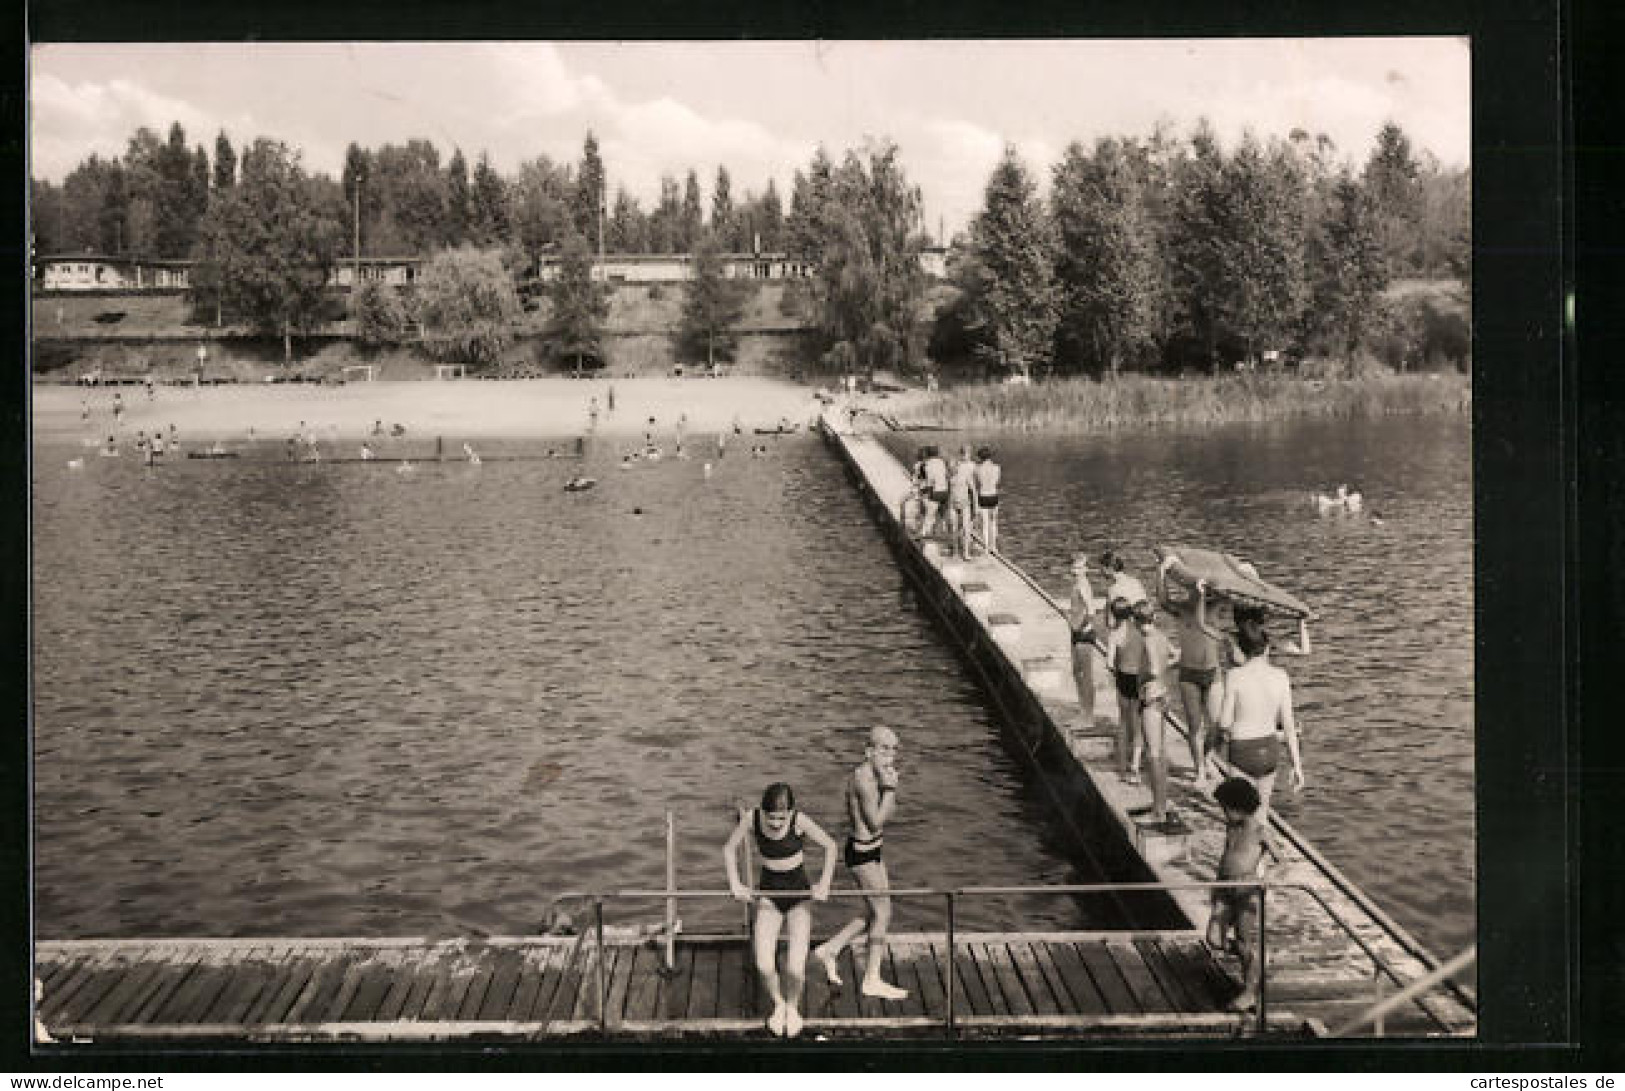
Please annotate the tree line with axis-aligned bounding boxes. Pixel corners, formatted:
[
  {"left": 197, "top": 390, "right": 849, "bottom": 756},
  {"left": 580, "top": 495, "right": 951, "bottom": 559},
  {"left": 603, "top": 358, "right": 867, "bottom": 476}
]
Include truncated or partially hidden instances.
[
  {"left": 942, "top": 121, "right": 1469, "bottom": 378},
  {"left": 32, "top": 126, "right": 803, "bottom": 263},
  {"left": 32, "top": 119, "right": 1466, "bottom": 376}
]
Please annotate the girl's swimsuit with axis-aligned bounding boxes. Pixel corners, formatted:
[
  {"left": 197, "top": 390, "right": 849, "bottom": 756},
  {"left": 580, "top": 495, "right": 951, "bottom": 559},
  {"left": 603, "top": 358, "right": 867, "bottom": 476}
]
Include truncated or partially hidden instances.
[
  {"left": 1228, "top": 736, "right": 1279, "bottom": 778},
  {"left": 753, "top": 809, "right": 811, "bottom": 912}
]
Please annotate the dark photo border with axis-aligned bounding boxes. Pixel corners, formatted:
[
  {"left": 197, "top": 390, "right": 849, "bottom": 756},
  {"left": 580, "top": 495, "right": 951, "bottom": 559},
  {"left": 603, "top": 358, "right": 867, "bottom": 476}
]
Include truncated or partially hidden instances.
[{"left": 4, "top": 0, "right": 1585, "bottom": 1071}]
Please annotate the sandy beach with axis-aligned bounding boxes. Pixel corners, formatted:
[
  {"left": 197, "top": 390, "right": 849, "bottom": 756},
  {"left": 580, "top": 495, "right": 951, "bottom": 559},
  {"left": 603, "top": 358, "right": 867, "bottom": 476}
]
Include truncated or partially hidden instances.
[{"left": 32, "top": 376, "right": 921, "bottom": 445}]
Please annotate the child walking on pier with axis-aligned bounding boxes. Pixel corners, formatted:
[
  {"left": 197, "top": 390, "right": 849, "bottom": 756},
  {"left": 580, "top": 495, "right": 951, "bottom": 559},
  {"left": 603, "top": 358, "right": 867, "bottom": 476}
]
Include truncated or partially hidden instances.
[
  {"left": 724, "top": 783, "right": 837, "bottom": 1038},
  {"left": 1208, "top": 777, "right": 1267, "bottom": 1013}
]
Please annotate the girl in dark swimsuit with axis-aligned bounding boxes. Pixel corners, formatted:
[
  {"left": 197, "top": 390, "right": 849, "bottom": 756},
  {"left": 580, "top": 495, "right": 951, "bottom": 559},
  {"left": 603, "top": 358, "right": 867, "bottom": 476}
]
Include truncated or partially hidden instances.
[{"left": 724, "top": 782, "right": 838, "bottom": 1038}]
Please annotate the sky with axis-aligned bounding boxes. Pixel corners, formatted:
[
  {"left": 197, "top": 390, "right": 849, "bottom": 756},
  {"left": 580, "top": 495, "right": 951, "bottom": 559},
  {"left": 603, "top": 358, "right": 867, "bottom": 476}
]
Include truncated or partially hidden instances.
[{"left": 29, "top": 39, "right": 1469, "bottom": 239}]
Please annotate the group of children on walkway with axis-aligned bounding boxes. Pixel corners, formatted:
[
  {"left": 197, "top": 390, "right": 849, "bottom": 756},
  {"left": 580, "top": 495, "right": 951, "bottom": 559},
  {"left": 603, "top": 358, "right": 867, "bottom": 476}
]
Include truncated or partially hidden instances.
[
  {"left": 722, "top": 726, "right": 908, "bottom": 1038},
  {"left": 1069, "top": 548, "right": 1310, "bottom": 1013},
  {"left": 902, "top": 444, "right": 1003, "bottom": 558}
]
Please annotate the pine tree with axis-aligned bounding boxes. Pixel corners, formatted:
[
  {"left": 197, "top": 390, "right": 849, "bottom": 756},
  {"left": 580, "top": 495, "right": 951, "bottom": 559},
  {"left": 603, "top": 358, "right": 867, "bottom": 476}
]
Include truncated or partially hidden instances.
[
  {"left": 1364, "top": 122, "right": 1424, "bottom": 277},
  {"left": 445, "top": 148, "right": 471, "bottom": 247},
  {"left": 960, "top": 146, "right": 1060, "bottom": 380},
  {"left": 213, "top": 133, "right": 237, "bottom": 191},
  {"left": 711, "top": 166, "right": 734, "bottom": 249},
  {"left": 574, "top": 132, "right": 606, "bottom": 247},
  {"left": 546, "top": 232, "right": 609, "bottom": 376},
  {"left": 1307, "top": 172, "right": 1388, "bottom": 358},
  {"left": 469, "top": 152, "right": 508, "bottom": 247},
  {"left": 679, "top": 230, "right": 747, "bottom": 369},
  {"left": 680, "top": 170, "right": 704, "bottom": 251},
  {"left": 757, "top": 178, "right": 784, "bottom": 251}
]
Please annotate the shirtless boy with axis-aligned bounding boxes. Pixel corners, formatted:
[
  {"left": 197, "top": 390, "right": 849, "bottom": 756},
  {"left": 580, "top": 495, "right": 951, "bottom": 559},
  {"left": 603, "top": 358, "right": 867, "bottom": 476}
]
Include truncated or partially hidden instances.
[
  {"left": 1208, "top": 776, "right": 1267, "bottom": 1012},
  {"left": 812, "top": 725, "right": 908, "bottom": 999},
  {"left": 1158, "top": 557, "right": 1226, "bottom": 789},
  {"left": 1218, "top": 626, "right": 1307, "bottom": 828}
]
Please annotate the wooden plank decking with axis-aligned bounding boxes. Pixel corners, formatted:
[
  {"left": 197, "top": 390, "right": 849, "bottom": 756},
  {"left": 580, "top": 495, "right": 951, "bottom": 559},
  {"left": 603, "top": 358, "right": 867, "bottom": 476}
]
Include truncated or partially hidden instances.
[{"left": 35, "top": 932, "right": 1311, "bottom": 1042}]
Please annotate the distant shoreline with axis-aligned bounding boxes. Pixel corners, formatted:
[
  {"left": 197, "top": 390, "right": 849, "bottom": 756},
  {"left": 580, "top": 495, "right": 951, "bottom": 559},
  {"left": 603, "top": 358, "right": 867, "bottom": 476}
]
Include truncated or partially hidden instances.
[
  {"left": 30, "top": 376, "right": 873, "bottom": 446},
  {"left": 903, "top": 372, "right": 1472, "bottom": 432}
]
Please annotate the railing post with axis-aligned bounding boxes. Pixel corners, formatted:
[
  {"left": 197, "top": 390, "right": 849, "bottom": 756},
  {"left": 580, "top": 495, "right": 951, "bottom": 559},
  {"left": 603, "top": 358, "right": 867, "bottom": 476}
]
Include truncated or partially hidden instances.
[
  {"left": 945, "top": 892, "right": 957, "bottom": 1039},
  {"left": 665, "top": 810, "right": 677, "bottom": 974},
  {"left": 1256, "top": 881, "right": 1268, "bottom": 1036},
  {"left": 595, "top": 898, "right": 608, "bottom": 1033},
  {"left": 1373, "top": 963, "right": 1386, "bottom": 1037}
]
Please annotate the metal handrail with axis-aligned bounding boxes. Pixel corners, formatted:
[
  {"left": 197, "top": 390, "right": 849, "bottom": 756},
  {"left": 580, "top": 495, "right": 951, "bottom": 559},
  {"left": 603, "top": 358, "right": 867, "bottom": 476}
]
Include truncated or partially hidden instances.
[
  {"left": 550, "top": 874, "right": 1467, "bottom": 1037},
  {"left": 1330, "top": 946, "right": 1476, "bottom": 1038}
]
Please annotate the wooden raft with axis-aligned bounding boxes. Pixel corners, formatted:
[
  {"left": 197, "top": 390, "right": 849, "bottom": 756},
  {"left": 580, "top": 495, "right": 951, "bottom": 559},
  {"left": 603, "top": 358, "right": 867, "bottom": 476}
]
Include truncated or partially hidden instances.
[{"left": 35, "top": 932, "right": 1302, "bottom": 1042}]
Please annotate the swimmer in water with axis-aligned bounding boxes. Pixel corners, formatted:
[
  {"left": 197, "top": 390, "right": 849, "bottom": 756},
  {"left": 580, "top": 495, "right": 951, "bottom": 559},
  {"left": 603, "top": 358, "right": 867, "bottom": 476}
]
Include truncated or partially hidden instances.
[{"left": 725, "top": 782, "right": 837, "bottom": 1038}]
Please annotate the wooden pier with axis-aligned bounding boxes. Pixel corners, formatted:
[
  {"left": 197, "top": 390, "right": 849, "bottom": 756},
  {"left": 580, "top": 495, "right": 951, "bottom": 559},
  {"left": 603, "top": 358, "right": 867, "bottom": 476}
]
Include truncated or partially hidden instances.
[
  {"left": 817, "top": 411, "right": 1476, "bottom": 1039},
  {"left": 36, "top": 931, "right": 1318, "bottom": 1043}
]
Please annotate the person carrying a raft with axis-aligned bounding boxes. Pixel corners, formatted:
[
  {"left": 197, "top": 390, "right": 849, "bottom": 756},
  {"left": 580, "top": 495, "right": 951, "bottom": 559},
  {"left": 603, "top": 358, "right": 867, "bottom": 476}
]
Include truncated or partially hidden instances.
[{"left": 1157, "top": 555, "right": 1227, "bottom": 791}]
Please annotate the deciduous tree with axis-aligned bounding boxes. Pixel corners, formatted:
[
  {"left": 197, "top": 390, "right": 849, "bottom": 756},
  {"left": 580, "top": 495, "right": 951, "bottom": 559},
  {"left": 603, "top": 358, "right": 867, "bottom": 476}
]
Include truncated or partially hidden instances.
[
  {"left": 416, "top": 246, "right": 520, "bottom": 365},
  {"left": 193, "top": 138, "right": 340, "bottom": 363}
]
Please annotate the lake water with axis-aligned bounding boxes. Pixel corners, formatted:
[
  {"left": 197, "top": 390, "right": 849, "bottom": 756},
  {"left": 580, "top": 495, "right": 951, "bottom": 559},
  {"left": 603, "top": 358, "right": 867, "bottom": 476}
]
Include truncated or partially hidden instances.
[{"left": 31, "top": 413, "right": 1473, "bottom": 961}]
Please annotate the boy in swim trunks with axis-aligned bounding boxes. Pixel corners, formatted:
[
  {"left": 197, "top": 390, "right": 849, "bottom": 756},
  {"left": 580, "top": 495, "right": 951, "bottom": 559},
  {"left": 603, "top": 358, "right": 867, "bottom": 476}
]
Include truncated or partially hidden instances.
[
  {"left": 948, "top": 446, "right": 978, "bottom": 558},
  {"left": 1068, "top": 554, "right": 1107, "bottom": 721},
  {"left": 1207, "top": 776, "right": 1267, "bottom": 1012},
  {"left": 1105, "top": 597, "right": 1142, "bottom": 782},
  {"left": 918, "top": 446, "right": 950, "bottom": 540},
  {"left": 724, "top": 782, "right": 837, "bottom": 1038},
  {"left": 1158, "top": 555, "right": 1226, "bottom": 790},
  {"left": 1218, "top": 626, "right": 1307, "bottom": 832},
  {"left": 812, "top": 726, "right": 909, "bottom": 1000},
  {"left": 1126, "top": 600, "right": 1180, "bottom": 825},
  {"left": 973, "top": 446, "right": 1002, "bottom": 553}
]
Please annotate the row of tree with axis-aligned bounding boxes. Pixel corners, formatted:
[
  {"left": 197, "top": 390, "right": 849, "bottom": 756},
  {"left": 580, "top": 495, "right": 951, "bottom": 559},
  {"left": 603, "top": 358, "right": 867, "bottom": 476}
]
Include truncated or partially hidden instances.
[
  {"left": 33, "top": 127, "right": 803, "bottom": 264},
  {"left": 33, "top": 119, "right": 1466, "bottom": 376},
  {"left": 942, "top": 121, "right": 1469, "bottom": 377}
]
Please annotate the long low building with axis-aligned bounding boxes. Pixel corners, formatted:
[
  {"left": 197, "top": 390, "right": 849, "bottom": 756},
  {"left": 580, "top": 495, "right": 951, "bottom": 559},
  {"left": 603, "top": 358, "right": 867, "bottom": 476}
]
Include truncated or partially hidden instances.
[{"left": 34, "top": 246, "right": 949, "bottom": 293}]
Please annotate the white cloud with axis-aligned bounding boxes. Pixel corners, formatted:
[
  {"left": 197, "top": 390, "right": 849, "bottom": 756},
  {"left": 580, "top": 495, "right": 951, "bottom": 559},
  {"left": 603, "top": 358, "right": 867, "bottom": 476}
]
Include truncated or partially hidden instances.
[{"left": 29, "top": 72, "right": 229, "bottom": 178}]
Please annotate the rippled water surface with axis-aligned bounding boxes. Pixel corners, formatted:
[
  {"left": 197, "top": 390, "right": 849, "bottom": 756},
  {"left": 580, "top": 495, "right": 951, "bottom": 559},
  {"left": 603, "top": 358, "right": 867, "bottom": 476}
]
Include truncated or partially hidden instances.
[
  {"left": 886, "top": 415, "right": 1475, "bottom": 960},
  {"left": 33, "top": 414, "right": 1472, "bottom": 960},
  {"left": 33, "top": 436, "right": 1121, "bottom": 939}
]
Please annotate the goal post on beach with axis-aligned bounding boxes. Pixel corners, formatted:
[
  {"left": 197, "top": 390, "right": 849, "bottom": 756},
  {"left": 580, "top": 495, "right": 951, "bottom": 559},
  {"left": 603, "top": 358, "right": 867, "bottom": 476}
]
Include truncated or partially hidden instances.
[
  {"left": 434, "top": 364, "right": 466, "bottom": 381},
  {"left": 341, "top": 364, "right": 376, "bottom": 382}
]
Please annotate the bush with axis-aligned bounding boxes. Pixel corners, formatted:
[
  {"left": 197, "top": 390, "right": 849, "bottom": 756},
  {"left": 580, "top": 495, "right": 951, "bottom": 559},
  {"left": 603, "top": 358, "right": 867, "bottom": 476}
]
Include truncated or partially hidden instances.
[
  {"left": 1368, "top": 292, "right": 1470, "bottom": 374},
  {"left": 352, "top": 280, "right": 413, "bottom": 346},
  {"left": 415, "top": 246, "right": 521, "bottom": 366}
]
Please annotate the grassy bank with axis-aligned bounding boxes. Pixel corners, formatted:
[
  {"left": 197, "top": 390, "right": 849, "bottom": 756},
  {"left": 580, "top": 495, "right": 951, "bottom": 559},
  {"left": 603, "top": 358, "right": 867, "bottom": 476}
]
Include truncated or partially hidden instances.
[{"left": 910, "top": 372, "right": 1471, "bottom": 432}]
